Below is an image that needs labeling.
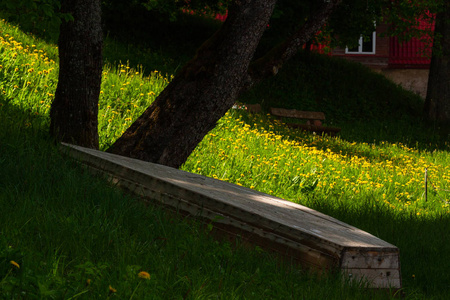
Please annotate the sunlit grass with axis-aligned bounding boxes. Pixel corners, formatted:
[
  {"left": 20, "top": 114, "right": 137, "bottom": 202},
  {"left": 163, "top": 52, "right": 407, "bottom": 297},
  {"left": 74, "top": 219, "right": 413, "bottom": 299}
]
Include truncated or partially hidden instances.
[
  {"left": 183, "top": 110, "right": 450, "bottom": 218},
  {"left": 0, "top": 21, "right": 170, "bottom": 149}
]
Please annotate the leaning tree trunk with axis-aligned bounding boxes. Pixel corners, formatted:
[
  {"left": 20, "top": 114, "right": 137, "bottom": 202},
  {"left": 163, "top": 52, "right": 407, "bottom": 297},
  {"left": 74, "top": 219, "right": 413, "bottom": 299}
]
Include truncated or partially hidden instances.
[
  {"left": 107, "top": 0, "right": 277, "bottom": 168},
  {"left": 50, "top": 0, "right": 103, "bottom": 149},
  {"left": 246, "top": 0, "right": 341, "bottom": 87},
  {"left": 107, "top": 0, "right": 341, "bottom": 168},
  {"left": 424, "top": 2, "right": 450, "bottom": 124}
]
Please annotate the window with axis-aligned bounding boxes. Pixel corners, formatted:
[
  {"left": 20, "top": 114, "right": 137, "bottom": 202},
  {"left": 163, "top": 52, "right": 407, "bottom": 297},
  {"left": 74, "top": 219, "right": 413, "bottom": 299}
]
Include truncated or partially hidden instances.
[{"left": 346, "top": 31, "right": 376, "bottom": 54}]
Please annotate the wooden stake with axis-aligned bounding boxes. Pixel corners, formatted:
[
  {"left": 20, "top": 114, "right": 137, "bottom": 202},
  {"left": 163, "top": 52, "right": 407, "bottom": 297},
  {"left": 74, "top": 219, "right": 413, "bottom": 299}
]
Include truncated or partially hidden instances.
[{"left": 425, "top": 168, "right": 428, "bottom": 202}]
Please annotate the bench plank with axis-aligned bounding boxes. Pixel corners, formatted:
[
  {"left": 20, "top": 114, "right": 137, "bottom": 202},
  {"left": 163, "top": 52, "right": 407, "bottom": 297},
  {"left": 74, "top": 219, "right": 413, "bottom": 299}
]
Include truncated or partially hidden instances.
[
  {"left": 270, "top": 107, "right": 325, "bottom": 120},
  {"left": 60, "top": 143, "right": 401, "bottom": 289},
  {"left": 270, "top": 107, "right": 341, "bottom": 136}
]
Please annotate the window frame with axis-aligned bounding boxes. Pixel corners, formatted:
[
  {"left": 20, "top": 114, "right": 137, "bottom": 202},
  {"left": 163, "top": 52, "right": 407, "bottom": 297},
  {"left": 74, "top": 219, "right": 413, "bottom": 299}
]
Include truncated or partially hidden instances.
[{"left": 345, "top": 31, "right": 377, "bottom": 55}]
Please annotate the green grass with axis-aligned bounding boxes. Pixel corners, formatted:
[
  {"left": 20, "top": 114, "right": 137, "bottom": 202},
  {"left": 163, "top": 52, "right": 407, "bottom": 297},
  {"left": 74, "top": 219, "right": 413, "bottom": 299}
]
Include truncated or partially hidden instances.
[
  {"left": 2, "top": 111, "right": 337, "bottom": 299},
  {"left": 2, "top": 14, "right": 450, "bottom": 299}
]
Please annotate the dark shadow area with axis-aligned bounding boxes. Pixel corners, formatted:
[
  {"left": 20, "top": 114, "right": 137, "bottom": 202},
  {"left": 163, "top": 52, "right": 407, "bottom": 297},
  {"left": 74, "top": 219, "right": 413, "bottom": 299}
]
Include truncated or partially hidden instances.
[
  {"left": 101, "top": 5, "right": 224, "bottom": 77},
  {"left": 0, "top": 6, "right": 221, "bottom": 77},
  {"left": 303, "top": 193, "right": 450, "bottom": 299},
  {"left": 237, "top": 50, "right": 449, "bottom": 152},
  {"left": 0, "top": 95, "right": 51, "bottom": 144}
]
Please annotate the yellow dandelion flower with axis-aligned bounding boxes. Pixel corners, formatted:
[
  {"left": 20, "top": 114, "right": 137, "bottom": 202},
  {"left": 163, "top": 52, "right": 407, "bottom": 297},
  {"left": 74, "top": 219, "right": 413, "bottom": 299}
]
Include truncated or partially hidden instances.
[
  {"left": 109, "top": 285, "right": 117, "bottom": 293},
  {"left": 138, "top": 271, "right": 151, "bottom": 280},
  {"left": 10, "top": 260, "right": 20, "bottom": 269}
]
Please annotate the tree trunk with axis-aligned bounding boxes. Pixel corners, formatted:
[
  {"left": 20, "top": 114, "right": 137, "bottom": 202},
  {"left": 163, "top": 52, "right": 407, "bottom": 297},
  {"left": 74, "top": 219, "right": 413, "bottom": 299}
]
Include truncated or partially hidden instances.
[
  {"left": 107, "top": 0, "right": 341, "bottom": 169},
  {"left": 107, "top": 0, "right": 277, "bottom": 168},
  {"left": 246, "top": 0, "right": 341, "bottom": 87},
  {"left": 424, "top": 3, "right": 450, "bottom": 124},
  {"left": 50, "top": 0, "right": 103, "bottom": 149}
]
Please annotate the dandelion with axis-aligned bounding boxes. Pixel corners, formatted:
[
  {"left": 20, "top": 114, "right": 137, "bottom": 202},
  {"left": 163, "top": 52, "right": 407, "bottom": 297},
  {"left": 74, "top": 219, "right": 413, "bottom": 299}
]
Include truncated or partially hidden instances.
[
  {"left": 10, "top": 260, "right": 20, "bottom": 269},
  {"left": 109, "top": 285, "right": 117, "bottom": 293},
  {"left": 138, "top": 271, "right": 151, "bottom": 280}
]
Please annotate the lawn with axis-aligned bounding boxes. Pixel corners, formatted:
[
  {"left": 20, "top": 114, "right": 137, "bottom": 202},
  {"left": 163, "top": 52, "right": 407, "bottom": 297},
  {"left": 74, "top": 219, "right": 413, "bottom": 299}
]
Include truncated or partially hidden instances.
[{"left": 1, "top": 14, "right": 450, "bottom": 299}]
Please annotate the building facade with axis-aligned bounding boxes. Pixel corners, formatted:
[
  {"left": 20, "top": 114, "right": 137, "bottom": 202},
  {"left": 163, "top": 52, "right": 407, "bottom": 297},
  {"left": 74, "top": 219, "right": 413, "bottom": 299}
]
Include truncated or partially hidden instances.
[{"left": 328, "top": 19, "right": 435, "bottom": 98}]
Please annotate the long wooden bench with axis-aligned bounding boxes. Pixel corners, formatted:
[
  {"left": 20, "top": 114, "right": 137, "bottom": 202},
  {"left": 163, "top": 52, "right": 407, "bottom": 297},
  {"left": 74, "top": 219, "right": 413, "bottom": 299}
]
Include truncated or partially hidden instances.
[
  {"left": 60, "top": 143, "right": 401, "bottom": 289},
  {"left": 270, "top": 107, "right": 341, "bottom": 136}
]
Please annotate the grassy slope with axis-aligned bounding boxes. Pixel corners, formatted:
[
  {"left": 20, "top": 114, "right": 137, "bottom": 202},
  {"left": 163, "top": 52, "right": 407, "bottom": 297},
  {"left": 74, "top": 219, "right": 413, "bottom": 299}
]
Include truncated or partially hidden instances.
[
  {"left": 0, "top": 19, "right": 387, "bottom": 299},
  {"left": 2, "top": 9, "right": 450, "bottom": 298}
]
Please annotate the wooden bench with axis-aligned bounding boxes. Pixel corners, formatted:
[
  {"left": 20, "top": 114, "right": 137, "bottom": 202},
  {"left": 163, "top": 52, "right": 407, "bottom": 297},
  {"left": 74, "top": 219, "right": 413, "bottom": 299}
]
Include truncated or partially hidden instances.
[
  {"left": 61, "top": 143, "right": 401, "bottom": 289},
  {"left": 270, "top": 107, "right": 341, "bottom": 136}
]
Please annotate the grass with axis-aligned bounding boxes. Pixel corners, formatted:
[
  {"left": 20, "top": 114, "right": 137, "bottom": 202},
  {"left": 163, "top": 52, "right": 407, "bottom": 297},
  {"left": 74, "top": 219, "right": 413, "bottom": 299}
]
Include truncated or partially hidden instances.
[{"left": 1, "top": 13, "right": 450, "bottom": 299}]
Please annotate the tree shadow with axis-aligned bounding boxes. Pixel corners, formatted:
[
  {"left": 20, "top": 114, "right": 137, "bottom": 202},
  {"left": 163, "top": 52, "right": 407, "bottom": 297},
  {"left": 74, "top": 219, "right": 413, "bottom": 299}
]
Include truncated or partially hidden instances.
[{"left": 0, "top": 95, "right": 51, "bottom": 144}]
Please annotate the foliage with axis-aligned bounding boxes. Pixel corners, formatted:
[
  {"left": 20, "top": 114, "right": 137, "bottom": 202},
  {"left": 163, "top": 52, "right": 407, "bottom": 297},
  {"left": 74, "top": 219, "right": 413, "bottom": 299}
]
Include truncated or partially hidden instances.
[
  {"left": 0, "top": 0, "right": 72, "bottom": 41},
  {"left": 102, "top": 0, "right": 230, "bottom": 22}
]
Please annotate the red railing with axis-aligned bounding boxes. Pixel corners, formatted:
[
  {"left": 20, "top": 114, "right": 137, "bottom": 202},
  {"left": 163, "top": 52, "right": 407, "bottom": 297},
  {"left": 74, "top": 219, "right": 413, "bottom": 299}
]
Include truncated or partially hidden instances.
[{"left": 388, "top": 16, "right": 435, "bottom": 68}]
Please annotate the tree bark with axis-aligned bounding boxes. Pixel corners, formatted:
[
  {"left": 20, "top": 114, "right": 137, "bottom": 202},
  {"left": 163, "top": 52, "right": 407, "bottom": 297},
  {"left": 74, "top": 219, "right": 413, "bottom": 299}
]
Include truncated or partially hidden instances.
[
  {"left": 424, "top": 2, "right": 450, "bottom": 124},
  {"left": 246, "top": 0, "right": 341, "bottom": 88},
  {"left": 107, "top": 0, "right": 277, "bottom": 168},
  {"left": 50, "top": 0, "right": 103, "bottom": 149},
  {"left": 107, "top": 0, "right": 341, "bottom": 168}
]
